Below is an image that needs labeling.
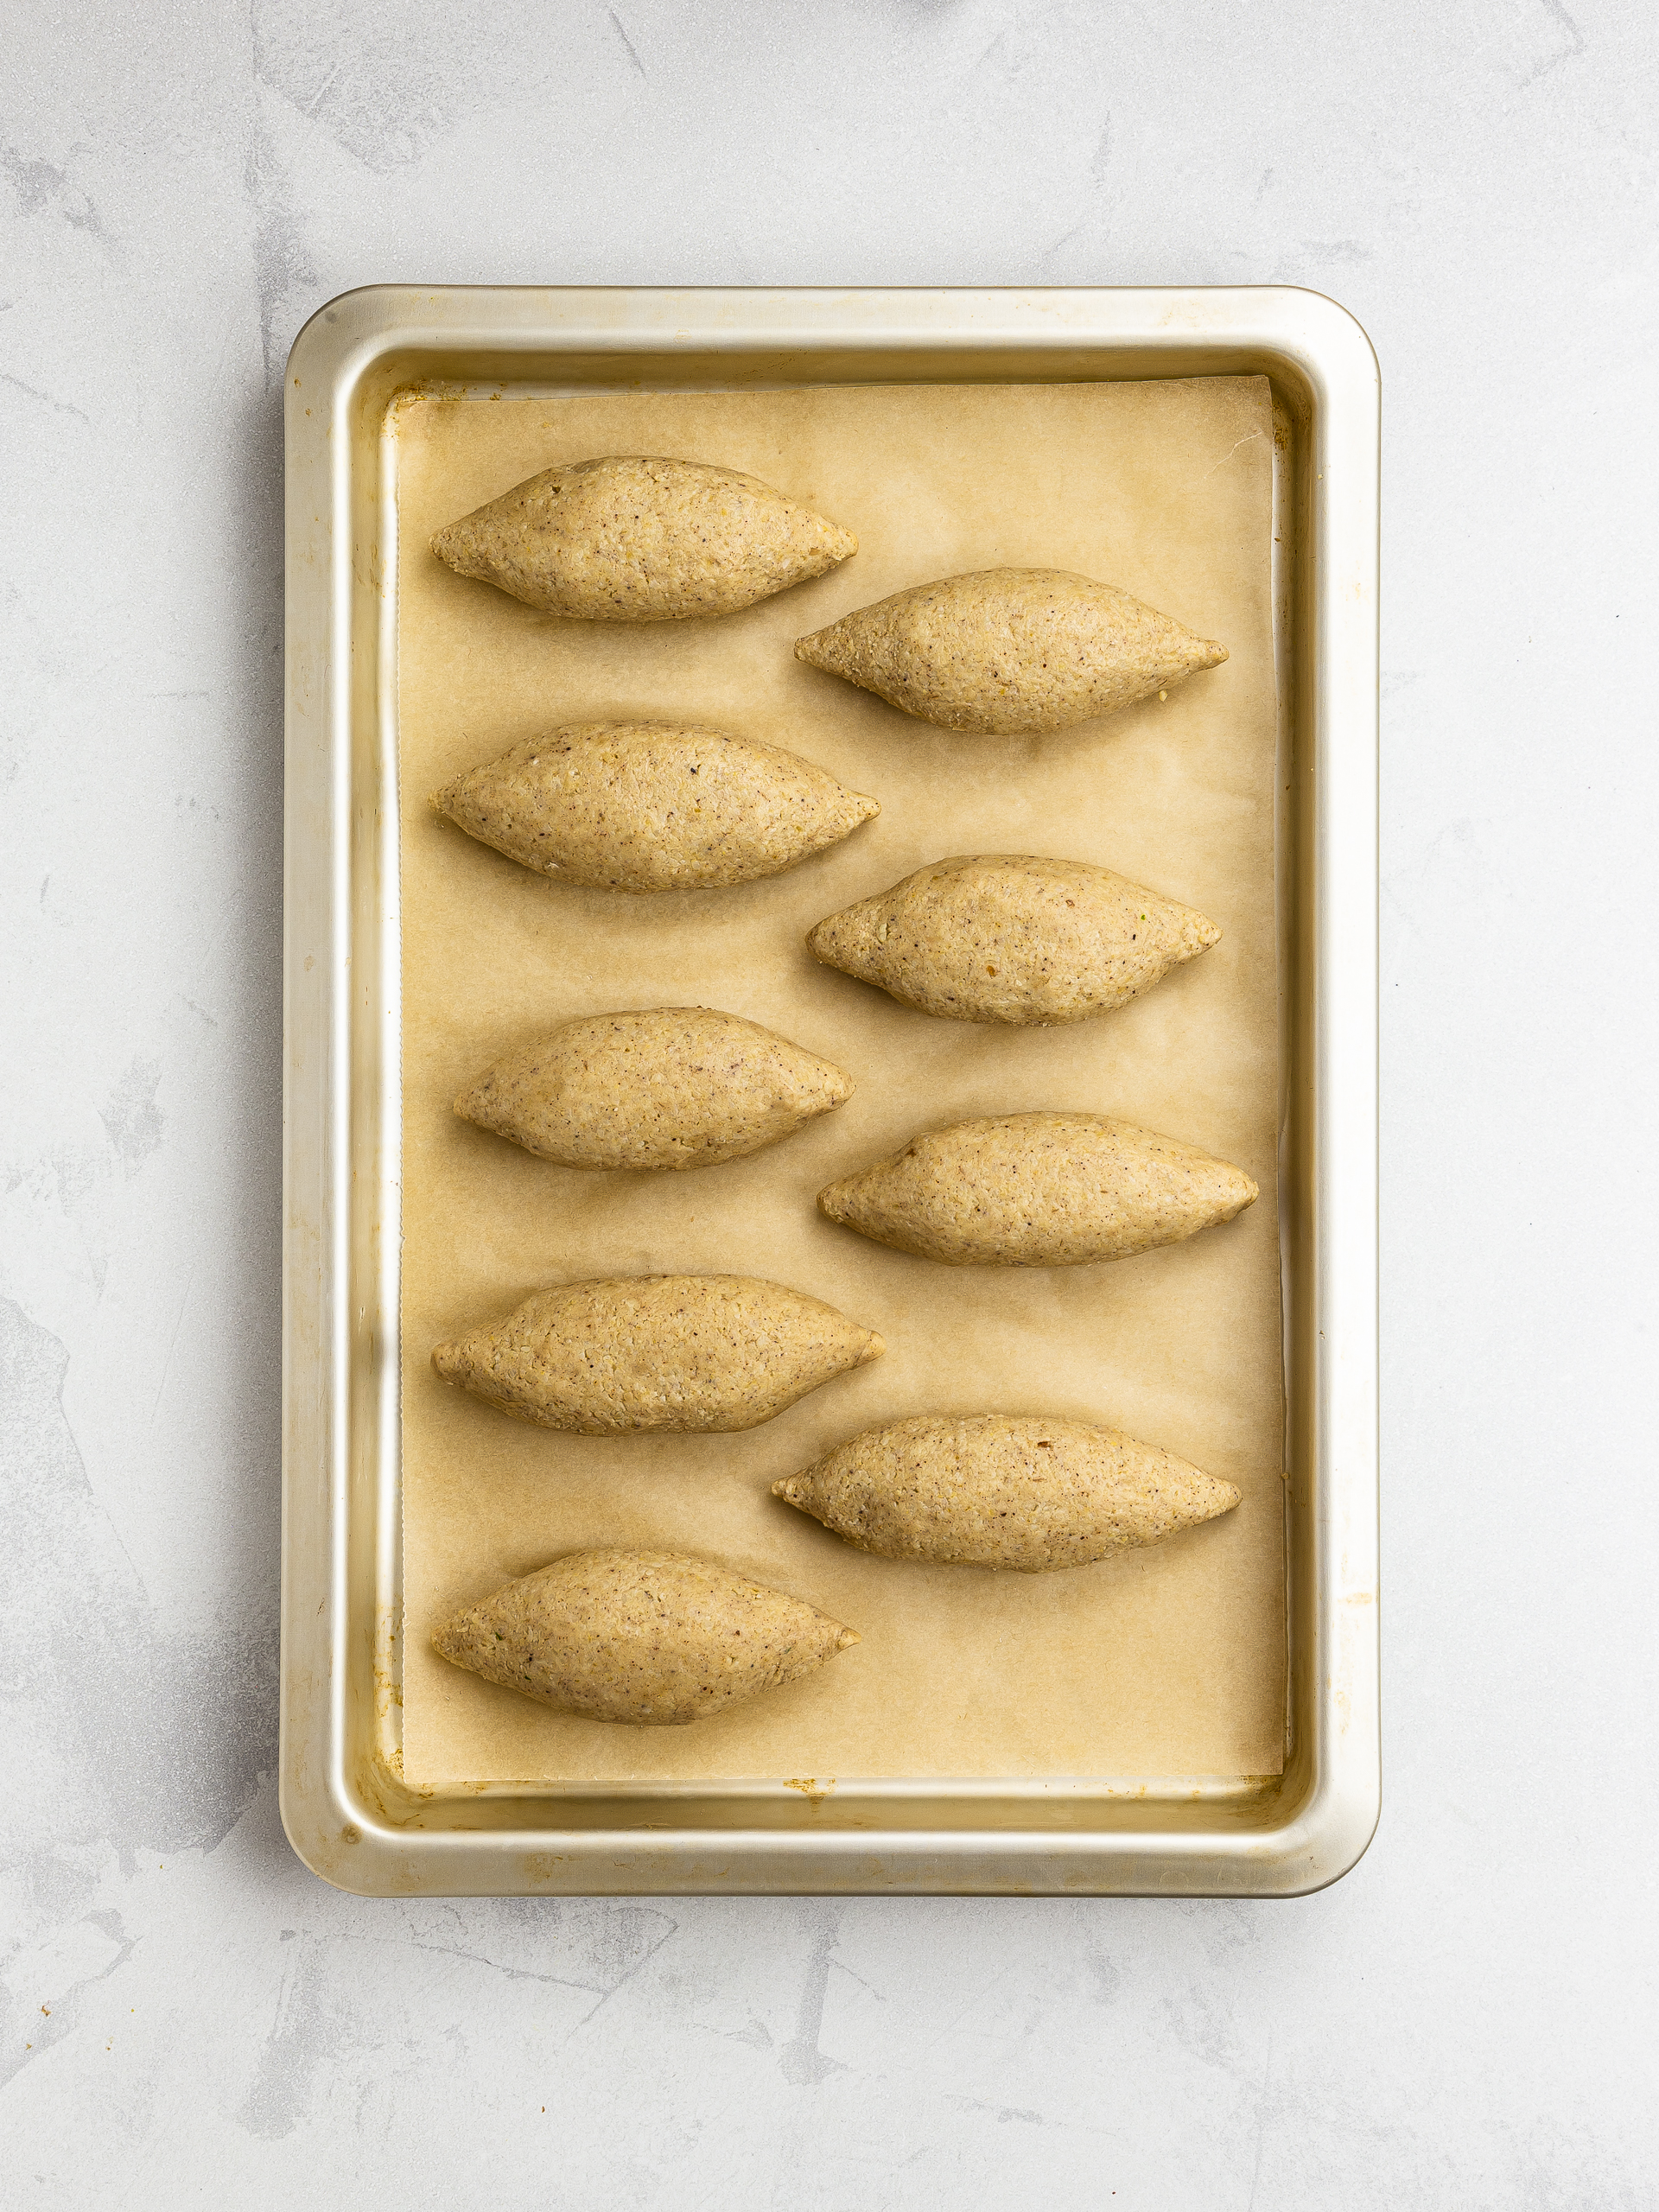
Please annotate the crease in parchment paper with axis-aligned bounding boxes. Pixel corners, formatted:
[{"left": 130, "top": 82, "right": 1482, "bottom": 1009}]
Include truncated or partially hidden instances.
[{"left": 394, "top": 376, "right": 1285, "bottom": 1787}]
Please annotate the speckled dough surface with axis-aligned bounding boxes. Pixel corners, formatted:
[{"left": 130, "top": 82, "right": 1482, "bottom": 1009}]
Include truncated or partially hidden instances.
[
  {"left": 432, "top": 722, "right": 879, "bottom": 891},
  {"left": 432, "top": 1550, "right": 860, "bottom": 1724},
  {"left": 775, "top": 1414, "right": 1241, "bottom": 1570},
  {"left": 819, "top": 1110, "right": 1259, "bottom": 1266},
  {"left": 431, "top": 729, "right": 885, "bottom": 893},
  {"left": 431, "top": 454, "right": 857, "bottom": 620},
  {"left": 454, "top": 1007, "right": 853, "bottom": 1170},
  {"left": 795, "top": 566, "right": 1227, "bottom": 733},
  {"left": 431, "top": 1274, "right": 885, "bottom": 1433},
  {"left": 807, "top": 854, "right": 1221, "bottom": 1024}
]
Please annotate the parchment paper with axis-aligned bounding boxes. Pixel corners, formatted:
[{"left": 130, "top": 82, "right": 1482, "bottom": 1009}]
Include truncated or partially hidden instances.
[{"left": 394, "top": 376, "right": 1284, "bottom": 1786}]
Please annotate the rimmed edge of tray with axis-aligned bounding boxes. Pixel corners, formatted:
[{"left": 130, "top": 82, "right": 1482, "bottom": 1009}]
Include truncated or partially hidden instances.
[{"left": 281, "top": 284, "right": 1378, "bottom": 1897}]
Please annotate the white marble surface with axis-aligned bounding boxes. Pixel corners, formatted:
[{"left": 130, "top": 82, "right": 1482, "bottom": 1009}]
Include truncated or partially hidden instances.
[{"left": 3, "top": 2, "right": 1656, "bottom": 2201}]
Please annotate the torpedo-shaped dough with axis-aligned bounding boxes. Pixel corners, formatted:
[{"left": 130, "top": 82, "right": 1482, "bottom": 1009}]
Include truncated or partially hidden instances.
[
  {"left": 431, "top": 723, "right": 879, "bottom": 891},
  {"left": 431, "top": 1274, "right": 885, "bottom": 1433},
  {"left": 456, "top": 1008, "right": 854, "bottom": 1170},
  {"left": 806, "top": 855, "right": 1221, "bottom": 1025},
  {"left": 431, "top": 455, "right": 857, "bottom": 620},
  {"left": 774, "top": 1414, "right": 1241, "bottom": 1571},
  {"left": 796, "top": 567, "right": 1227, "bottom": 734},
  {"left": 817, "top": 1111, "right": 1257, "bottom": 1267},
  {"left": 432, "top": 1550, "right": 859, "bottom": 1724}
]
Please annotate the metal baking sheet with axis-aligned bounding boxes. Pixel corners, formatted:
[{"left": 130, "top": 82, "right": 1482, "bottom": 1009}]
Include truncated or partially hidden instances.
[{"left": 281, "top": 285, "right": 1378, "bottom": 1897}]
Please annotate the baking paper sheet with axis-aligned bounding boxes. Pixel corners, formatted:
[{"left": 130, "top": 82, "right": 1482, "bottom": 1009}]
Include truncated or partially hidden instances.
[{"left": 394, "top": 375, "right": 1284, "bottom": 1785}]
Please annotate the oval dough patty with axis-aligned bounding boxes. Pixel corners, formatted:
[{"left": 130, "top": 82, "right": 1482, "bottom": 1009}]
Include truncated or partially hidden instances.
[
  {"left": 432, "top": 1550, "right": 859, "bottom": 1724},
  {"left": 455, "top": 1008, "right": 854, "bottom": 1170},
  {"left": 796, "top": 567, "right": 1226, "bottom": 734},
  {"left": 432, "top": 454, "right": 856, "bottom": 620},
  {"left": 775, "top": 1414, "right": 1241, "bottom": 1570},
  {"left": 817, "top": 1111, "right": 1258, "bottom": 1267},
  {"left": 432, "top": 722, "right": 879, "bottom": 891},
  {"left": 806, "top": 854, "right": 1220, "bottom": 1024},
  {"left": 431, "top": 1274, "right": 885, "bottom": 1433}
]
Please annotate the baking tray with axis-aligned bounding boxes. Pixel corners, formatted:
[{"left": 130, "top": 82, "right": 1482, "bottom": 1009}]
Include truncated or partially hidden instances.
[{"left": 280, "top": 285, "right": 1378, "bottom": 1897}]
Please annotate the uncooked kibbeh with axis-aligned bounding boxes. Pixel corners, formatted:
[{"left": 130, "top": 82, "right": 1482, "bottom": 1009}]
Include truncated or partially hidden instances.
[
  {"left": 775, "top": 1414, "right": 1240, "bottom": 1570},
  {"left": 807, "top": 854, "right": 1220, "bottom": 1024},
  {"left": 432, "top": 1550, "right": 859, "bottom": 1724},
  {"left": 796, "top": 567, "right": 1226, "bottom": 733},
  {"left": 431, "top": 1274, "right": 884, "bottom": 1433},
  {"left": 818, "top": 1111, "right": 1258, "bottom": 1266},
  {"left": 432, "top": 723, "right": 879, "bottom": 890},
  {"left": 456, "top": 1008, "right": 853, "bottom": 1170},
  {"left": 431, "top": 455, "right": 856, "bottom": 619}
]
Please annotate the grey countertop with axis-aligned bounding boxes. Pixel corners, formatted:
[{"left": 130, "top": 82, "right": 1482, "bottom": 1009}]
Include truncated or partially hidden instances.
[{"left": 3, "top": 2, "right": 1655, "bottom": 2202}]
